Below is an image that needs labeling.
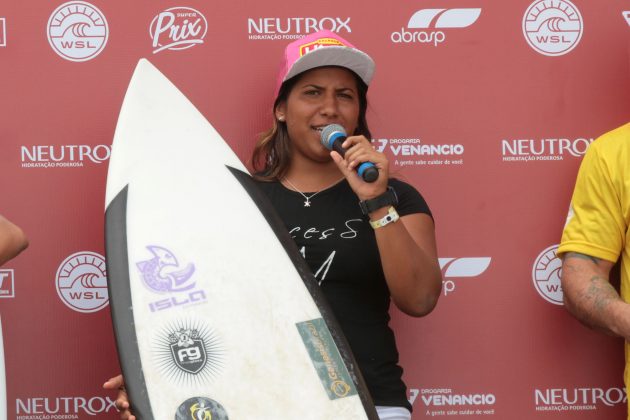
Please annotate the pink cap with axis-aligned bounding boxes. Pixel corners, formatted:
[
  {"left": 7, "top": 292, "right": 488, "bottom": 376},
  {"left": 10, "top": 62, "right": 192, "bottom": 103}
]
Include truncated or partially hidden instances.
[{"left": 274, "top": 30, "right": 375, "bottom": 97}]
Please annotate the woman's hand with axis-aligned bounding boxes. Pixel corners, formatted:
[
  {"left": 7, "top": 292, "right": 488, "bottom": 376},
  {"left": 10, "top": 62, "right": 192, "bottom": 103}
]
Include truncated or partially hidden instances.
[
  {"left": 103, "top": 375, "right": 135, "bottom": 420},
  {"left": 330, "top": 135, "right": 389, "bottom": 201}
]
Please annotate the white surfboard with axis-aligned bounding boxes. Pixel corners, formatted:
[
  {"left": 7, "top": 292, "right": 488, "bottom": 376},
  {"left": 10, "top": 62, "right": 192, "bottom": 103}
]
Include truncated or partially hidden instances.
[
  {"left": 105, "top": 59, "right": 377, "bottom": 420},
  {"left": 0, "top": 316, "right": 6, "bottom": 420}
]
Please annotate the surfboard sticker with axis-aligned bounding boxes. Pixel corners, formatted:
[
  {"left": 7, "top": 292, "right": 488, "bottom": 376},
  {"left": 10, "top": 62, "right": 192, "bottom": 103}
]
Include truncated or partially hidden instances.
[{"left": 105, "top": 59, "right": 377, "bottom": 419}]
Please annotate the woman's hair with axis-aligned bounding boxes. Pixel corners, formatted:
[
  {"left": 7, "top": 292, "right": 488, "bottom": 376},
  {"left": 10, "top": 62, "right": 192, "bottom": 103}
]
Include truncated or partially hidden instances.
[{"left": 251, "top": 68, "right": 371, "bottom": 181}]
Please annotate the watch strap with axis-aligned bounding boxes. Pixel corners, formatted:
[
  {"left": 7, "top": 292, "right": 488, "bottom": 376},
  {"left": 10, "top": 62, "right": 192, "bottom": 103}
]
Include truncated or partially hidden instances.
[{"left": 359, "top": 186, "right": 399, "bottom": 215}]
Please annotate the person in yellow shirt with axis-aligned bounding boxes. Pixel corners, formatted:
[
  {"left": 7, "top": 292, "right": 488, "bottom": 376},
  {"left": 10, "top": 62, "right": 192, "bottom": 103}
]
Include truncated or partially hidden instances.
[
  {"left": 0, "top": 214, "right": 28, "bottom": 266},
  {"left": 559, "top": 122, "right": 630, "bottom": 419}
]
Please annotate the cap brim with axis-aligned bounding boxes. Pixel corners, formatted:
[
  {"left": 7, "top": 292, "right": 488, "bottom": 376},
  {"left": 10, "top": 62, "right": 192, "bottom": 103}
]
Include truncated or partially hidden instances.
[{"left": 283, "top": 46, "right": 375, "bottom": 86}]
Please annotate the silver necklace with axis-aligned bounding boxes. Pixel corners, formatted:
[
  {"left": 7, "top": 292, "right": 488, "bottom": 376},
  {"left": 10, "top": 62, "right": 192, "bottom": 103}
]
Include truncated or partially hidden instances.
[{"left": 282, "top": 176, "right": 344, "bottom": 207}]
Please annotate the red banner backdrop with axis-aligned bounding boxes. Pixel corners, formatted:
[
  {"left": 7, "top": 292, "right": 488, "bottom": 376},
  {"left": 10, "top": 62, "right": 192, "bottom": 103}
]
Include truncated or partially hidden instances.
[{"left": 1, "top": 0, "right": 629, "bottom": 418}]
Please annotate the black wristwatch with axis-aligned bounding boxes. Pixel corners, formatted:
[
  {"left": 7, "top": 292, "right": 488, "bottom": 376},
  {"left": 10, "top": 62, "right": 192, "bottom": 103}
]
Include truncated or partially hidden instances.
[{"left": 359, "top": 186, "right": 399, "bottom": 215}]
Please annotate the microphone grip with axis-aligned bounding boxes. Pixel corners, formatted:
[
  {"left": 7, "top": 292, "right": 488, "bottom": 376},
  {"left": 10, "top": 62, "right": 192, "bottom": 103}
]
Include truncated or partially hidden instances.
[{"left": 331, "top": 139, "right": 378, "bottom": 183}]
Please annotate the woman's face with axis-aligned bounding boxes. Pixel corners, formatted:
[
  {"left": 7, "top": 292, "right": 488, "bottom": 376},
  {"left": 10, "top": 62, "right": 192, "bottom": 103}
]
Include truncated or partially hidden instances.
[{"left": 276, "top": 66, "right": 360, "bottom": 164}]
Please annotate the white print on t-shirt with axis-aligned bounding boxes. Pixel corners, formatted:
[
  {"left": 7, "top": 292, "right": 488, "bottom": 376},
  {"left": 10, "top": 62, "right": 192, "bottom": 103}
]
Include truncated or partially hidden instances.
[
  {"left": 289, "top": 219, "right": 363, "bottom": 240},
  {"left": 300, "top": 246, "right": 336, "bottom": 286}
]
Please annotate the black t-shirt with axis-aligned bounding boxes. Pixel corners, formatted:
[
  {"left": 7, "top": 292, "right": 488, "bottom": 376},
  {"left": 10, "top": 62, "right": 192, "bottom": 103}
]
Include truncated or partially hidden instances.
[{"left": 256, "top": 178, "right": 431, "bottom": 410}]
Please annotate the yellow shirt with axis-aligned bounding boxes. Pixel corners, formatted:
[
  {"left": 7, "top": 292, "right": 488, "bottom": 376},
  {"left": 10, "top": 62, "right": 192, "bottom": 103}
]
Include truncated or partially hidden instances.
[{"left": 558, "top": 122, "right": 630, "bottom": 416}]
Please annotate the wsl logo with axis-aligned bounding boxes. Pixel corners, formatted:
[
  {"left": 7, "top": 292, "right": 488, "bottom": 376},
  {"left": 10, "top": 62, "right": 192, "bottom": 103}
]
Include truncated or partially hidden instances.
[
  {"left": 522, "top": 0, "right": 583, "bottom": 56},
  {"left": 47, "top": 1, "right": 108, "bottom": 62},
  {"left": 391, "top": 9, "right": 481, "bottom": 47},
  {"left": 136, "top": 245, "right": 207, "bottom": 312},
  {"left": 175, "top": 397, "right": 229, "bottom": 420},
  {"left": 55, "top": 251, "right": 109, "bottom": 313},
  {"left": 532, "top": 245, "right": 563, "bottom": 305},
  {"left": 150, "top": 7, "right": 208, "bottom": 54},
  {"left": 153, "top": 320, "right": 223, "bottom": 384}
]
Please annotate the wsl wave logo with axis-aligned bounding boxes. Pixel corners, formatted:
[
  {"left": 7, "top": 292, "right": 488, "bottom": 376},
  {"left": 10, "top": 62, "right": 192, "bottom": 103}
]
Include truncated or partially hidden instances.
[
  {"left": 150, "top": 7, "right": 207, "bottom": 54},
  {"left": 391, "top": 8, "right": 481, "bottom": 46},
  {"left": 154, "top": 319, "right": 223, "bottom": 384},
  {"left": 47, "top": 1, "right": 108, "bottom": 62},
  {"left": 532, "top": 245, "right": 563, "bottom": 305},
  {"left": 247, "top": 17, "right": 351, "bottom": 41},
  {"left": 522, "top": 0, "right": 583, "bottom": 56},
  {"left": 439, "top": 258, "right": 491, "bottom": 296},
  {"left": 55, "top": 251, "right": 109, "bottom": 313},
  {"left": 136, "top": 245, "right": 207, "bottom": 312},
  {"left": 175, "top": 397, "right": 229, "bottom": 420},
  {"left": 375, "top": 138, "right": 464, "bottom": 167},
  {"left": 21, "top": 144, "right": 111, "bottom": 168}
]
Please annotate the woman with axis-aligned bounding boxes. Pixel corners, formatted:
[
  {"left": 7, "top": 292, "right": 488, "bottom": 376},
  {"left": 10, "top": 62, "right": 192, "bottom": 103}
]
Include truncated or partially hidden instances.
[{"left": 105, "top": 30, "right": 442, "bottom": 420}]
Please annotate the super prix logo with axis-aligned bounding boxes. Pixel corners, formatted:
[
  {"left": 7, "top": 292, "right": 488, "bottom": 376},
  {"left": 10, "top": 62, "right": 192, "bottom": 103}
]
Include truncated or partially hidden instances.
[
  {"left": 150, "top": 7, "right": 207, "bottom": 54},
  {"left": 247, "top": 16, "right": 351, "bottom": 40},
  {"left": 391, "top": 8, "right": 481, "bottom": 47},
  {"left": 47, "top": 1, "right": 108, "bottom": 62}
]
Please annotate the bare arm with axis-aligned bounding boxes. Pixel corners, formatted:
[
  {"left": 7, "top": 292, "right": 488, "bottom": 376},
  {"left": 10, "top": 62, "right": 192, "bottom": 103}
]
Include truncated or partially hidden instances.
[
  {"left": 369, "top": 208, "right": 442, "bottom": 317},
  {"left": 0, "top": 215, "right": 28, "bottom": 266},
  {"left": 561, "top": 252, "right": 630, "bottom": 338}
]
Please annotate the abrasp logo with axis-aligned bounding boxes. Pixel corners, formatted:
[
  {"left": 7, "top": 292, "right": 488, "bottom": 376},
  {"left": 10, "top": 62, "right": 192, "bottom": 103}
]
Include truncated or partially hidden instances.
[
  {"left": 439, "top": 257, "right": 491, "bottom": 296},
  {"left": 391, "top": 8, "right": 481, "bottom": 47}
]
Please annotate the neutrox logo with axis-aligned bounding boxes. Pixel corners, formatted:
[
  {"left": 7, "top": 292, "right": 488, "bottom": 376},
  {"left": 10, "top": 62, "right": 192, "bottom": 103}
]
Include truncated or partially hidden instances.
[
  {"left": 248, "top": 17, "right": 351, "bottom": 41},
  {"left": 21, "top": 144, "right": 111, "bottom": 168},
  {"left": 150, "top": 7, "right": 207, "bottom": 54},
  {"left": 439, "top": 257, "right": 491, "bottom": 296},
  {"left": 522, "top": 0, "right": 583, "bottom": 56},
  {"left": 535, "top": 387, "right": 627, "bottom": 412},
  {"left": 391, "top": 8, "right": 481, "bottom": 46},
  {"left": 47, "top": 1, "right": 108, "bottom": 62},
  {"left": 17, "top": 396, "right": 117, "bottom": 417},
  {"left": 501, "top": 136, "right": 593, "bottom": 162},
  {"left": 532, "top": 245, "right": 563, "bottom": 305}
]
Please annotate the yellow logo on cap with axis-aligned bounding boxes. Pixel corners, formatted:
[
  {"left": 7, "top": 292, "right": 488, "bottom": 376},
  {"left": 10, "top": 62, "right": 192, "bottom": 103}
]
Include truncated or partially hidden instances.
[{"left": 299, "top": 38, "right": 345, "bottom": 56}]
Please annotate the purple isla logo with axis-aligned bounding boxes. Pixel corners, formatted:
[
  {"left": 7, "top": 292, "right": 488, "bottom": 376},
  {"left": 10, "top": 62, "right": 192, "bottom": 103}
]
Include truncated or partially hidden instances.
[
  {"left": 137, "top": 246, "right": 196, "bottom": 293},
  {"left": 137, "top": 246, "right": 206, "bottom": 312}
]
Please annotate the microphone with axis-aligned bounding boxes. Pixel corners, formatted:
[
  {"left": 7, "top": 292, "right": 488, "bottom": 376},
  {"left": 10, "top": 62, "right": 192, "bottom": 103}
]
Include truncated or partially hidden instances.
[{"left": 320, "top": 124, "right": 379, "bottom": 183}]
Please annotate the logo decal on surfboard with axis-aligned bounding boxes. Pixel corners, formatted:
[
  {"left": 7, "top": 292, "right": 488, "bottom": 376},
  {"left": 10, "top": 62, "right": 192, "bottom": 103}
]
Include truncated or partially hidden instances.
[
  {"left": 136, "top": 245, "right": 208, "bottom": 312},
  {"left": 296, "top": 318, "right": 357, "bottom": 400},
  {"left": 174, "top": 397, "right": 229, "bottom": 420},
  {"left": 154, "top": 320, "right": 223, "bottom": 384}
]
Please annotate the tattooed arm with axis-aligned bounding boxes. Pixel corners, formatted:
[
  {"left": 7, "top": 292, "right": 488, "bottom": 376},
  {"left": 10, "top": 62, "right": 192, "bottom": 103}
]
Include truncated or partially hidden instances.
[{"left": 561, "top": 252, "right": 630, "bottom": 338}]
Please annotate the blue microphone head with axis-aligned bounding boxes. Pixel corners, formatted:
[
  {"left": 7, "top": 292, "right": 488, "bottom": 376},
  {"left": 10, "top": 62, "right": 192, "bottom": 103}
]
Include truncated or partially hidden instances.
[{"left": 320, "top": 124, "right": 346, "bottom": 150}]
